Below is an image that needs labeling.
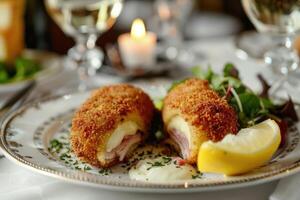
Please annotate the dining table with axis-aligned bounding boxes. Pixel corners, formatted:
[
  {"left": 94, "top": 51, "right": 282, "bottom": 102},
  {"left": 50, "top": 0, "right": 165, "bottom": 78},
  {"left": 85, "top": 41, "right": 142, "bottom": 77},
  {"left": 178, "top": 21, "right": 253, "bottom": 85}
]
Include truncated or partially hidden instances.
[{"left": 0, "top": 36, "right": 297, "bottom": 200}]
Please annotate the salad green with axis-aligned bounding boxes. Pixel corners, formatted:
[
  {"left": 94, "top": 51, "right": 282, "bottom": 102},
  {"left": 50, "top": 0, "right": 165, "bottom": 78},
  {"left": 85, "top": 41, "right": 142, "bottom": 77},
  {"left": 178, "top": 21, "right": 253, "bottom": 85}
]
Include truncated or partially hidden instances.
[
  {"left": 153, "top": 63, "right": 298, "bottom": 147},
  {"left": 190, "top": 63, "right": 297, "bottom": 129},
  {"left": 0, "top": 57, "right": 41, "bottom": 84}
]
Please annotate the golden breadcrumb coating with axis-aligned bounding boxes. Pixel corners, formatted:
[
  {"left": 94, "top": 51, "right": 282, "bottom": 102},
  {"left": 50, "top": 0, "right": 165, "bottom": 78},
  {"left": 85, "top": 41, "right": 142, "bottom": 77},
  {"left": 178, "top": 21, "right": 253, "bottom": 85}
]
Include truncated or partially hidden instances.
[
  {"left": 71, "top": 84, "right": 154, "bottom": 168},
  {"left": 163, "top": 78, "right": 238, "bottom": 164}
]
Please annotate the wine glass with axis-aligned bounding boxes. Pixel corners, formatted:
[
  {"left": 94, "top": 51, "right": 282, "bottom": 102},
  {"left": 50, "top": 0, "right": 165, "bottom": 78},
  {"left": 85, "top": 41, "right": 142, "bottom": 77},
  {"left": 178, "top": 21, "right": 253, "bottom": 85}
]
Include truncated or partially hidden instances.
[
  {"left": 153, "top": 0, "right": 203, "bottom": 66},
  {"left": 242, "top": 0, "right": 300, "bottom": 101},
  {"left": 45, "top": 0, "right": 123, "bottom": 90}
]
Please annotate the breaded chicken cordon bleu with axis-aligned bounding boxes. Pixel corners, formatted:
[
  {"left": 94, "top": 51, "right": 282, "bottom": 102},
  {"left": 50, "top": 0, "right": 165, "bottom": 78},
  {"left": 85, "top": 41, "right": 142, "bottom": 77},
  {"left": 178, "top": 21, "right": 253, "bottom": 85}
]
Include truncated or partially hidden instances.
[
  {"left": 71, "top": 84, "right": 154, "bottom": 168},
  {"left": 162, "top": 78, "right": 238, "bottom": 164}
]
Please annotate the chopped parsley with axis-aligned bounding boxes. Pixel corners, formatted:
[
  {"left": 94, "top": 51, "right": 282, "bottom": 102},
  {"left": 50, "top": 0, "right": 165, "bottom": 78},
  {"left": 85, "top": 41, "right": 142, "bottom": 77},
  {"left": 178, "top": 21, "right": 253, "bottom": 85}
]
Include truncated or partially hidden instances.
[
  {"left": 192, "top": 171, "right": 203, "bottom": 179},
  {"left": 98, "top": 168, "right": 112, "bottom": 176},
  {"left": 48, "top": 139, "right": 63, "bottom": 154},
  {"left": 161, "top": 156, "right": 172, "bottom": 163},
  {"left": 48, "top": 131, "right": 97, "bottom": 173},
  {"left": 146, "top": 156, "right": 173, "bottom": 170}
]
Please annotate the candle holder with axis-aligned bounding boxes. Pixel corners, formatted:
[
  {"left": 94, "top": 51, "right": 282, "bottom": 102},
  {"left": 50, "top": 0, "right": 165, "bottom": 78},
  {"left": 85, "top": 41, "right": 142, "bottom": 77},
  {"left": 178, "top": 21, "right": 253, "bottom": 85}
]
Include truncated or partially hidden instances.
[
  {"left": 105, "top": 19, "right": 189, "bottom": 78},
  {"left": 117, "top": 19, "right": 157, "bottom": 71},
  {"left": 105, "top": 44, "right": 176, "bottom": 78}
]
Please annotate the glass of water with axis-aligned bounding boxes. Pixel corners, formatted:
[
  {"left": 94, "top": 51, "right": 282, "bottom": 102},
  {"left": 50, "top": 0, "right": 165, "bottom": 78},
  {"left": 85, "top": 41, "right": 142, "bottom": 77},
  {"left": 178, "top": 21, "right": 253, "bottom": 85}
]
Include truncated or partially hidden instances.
[{"left": 45, "top": 0, "right": 123, "bottom": 90}]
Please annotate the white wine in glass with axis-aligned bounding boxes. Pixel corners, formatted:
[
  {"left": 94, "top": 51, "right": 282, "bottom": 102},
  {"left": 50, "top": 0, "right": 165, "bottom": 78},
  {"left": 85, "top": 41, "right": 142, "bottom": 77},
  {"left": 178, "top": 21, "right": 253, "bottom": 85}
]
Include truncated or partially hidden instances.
[
  {"left": 45, "top": 0, "right": 123, "bottom": 89},
  {"left": 46, "top": 0, "right": 122, "bottom": 36}
]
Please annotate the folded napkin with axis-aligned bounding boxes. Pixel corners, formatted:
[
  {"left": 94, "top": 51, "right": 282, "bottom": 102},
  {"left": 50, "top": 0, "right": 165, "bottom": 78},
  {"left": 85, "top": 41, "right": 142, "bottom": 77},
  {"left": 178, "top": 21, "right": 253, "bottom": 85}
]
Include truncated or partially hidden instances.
[{"left": 270, "top": 172, "right": 300, "bottom": 200}]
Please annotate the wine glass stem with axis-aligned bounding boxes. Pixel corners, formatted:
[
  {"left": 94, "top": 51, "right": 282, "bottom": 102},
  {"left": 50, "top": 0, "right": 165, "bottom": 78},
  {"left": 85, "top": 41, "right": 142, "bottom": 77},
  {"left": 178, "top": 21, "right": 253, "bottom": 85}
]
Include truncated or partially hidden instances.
[
  {"left": 77, "top": 66, "right": 88, "bottom": 92},
  {"left": 73, "top": 34, "right": 100, "bottom": 91},
  {"left": 266, "top": 35, "right": 299, "bottom": 99},
  {"left": 74, "top": 34, "right": 98, "bottom": 59},
  {"left": 76, "top": 34, "right": 97, "bottom": 50},
  {"left": 264, "top": 35, "right": 299, "bottom": 75}
]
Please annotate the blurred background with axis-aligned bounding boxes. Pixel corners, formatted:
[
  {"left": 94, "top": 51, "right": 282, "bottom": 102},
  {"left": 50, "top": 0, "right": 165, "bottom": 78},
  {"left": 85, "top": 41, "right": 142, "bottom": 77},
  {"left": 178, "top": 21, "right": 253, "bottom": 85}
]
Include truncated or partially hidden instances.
[
  {"left": 21, "top": 0, "right": 252, "bottom": 54},
  {"left": 3, "top": 0, "right": 300, "bottom": 97}
]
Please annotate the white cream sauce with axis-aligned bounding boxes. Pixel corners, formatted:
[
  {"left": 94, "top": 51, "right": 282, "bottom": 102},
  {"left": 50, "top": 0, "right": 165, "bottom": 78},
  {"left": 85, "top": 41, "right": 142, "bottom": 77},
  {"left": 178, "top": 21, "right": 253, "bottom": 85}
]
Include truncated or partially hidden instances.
[{"left": 129, "top": 157, "right": 197, "bottom": 182}]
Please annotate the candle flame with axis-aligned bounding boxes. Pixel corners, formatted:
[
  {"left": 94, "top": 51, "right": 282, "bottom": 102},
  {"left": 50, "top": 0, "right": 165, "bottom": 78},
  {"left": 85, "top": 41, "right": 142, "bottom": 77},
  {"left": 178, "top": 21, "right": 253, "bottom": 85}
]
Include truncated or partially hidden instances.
[{"left": 131, "top": 18, "right": 146, "bottom": 39}]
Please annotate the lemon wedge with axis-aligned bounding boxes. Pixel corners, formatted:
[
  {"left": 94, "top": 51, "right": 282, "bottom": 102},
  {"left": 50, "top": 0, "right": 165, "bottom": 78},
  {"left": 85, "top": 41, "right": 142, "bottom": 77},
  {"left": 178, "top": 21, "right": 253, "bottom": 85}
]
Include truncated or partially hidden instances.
[{"left": 197, "top": 119, "right": 281, "bottom": 175}]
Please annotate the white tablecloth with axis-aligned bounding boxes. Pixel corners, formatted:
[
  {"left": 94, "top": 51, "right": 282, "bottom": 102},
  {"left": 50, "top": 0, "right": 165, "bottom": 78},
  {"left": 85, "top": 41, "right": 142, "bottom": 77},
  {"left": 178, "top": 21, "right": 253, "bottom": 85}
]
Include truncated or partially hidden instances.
[{"left": 0, "top": 37, "right": 295, "bottom": 200}]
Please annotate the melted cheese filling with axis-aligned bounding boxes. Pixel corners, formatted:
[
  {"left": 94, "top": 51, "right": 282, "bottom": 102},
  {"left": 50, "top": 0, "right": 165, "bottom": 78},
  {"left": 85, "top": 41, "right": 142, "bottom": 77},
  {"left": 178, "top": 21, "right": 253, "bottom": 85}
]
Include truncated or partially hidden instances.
[
  {"left": 167, "top": 116, "right": 191, "bottom": 146},
  {"left": 106, "top": 121, "right": 139, "bottom": 152}
]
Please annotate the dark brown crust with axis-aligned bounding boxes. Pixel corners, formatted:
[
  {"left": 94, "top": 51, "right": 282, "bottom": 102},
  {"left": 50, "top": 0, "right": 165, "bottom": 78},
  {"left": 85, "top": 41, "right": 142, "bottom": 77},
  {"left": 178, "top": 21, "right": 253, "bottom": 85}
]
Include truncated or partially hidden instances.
[
  {"left": 163, "top": 78, "right": 238, "bottom": 142},
  {"left": 70, "top": 84, "right": 154, "bottom": 168}
]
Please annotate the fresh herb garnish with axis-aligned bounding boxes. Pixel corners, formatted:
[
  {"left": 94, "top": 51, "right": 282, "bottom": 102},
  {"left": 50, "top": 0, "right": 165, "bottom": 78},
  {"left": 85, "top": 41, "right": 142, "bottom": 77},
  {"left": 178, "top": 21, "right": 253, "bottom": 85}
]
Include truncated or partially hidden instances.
[
  {"left": 83, "top": 166, "right": 92, "bottom": 171},
  {"left": 223, "top": 63, "right": 239, "bottom": 78},
  {"left": 192, "top": 171, "right": 203, "bottom": 179},
  {"left": 154, "top": 99, "right": 164, "bottom": 110},
  {"left": 0, "top": 57, "right": 40, "bottom": 84},
  {"left": 49, "top": 131, "right": 96, "bottom": 172},
  {"left": 161, "top": 156, "right": 172, "bottom": 163},
  {"left": 49, "top": 139, "right": 63, "bottom": 154},
  {"left": 189, "top": 63, "right": 298, "bottom": 132},
  {"left": 146, "top": 156, "right": 173, "bottom": 170},
  {"left": 98, "top": 168, "right": 112, "bottom": 175}
]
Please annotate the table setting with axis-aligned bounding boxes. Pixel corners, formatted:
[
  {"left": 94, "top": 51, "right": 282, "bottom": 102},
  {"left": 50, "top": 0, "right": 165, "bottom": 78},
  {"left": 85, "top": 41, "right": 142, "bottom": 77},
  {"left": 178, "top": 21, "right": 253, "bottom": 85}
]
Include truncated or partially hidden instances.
[{"left": 1, "top": 0, "right": 300, "bottom": 200}]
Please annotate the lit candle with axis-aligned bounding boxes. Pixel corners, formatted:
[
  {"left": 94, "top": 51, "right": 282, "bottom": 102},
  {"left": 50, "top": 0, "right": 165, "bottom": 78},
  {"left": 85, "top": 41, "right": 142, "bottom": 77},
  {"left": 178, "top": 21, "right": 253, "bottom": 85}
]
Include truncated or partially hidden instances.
[{"left": 118, "top": 18, "right": 157, "bottom": 69}]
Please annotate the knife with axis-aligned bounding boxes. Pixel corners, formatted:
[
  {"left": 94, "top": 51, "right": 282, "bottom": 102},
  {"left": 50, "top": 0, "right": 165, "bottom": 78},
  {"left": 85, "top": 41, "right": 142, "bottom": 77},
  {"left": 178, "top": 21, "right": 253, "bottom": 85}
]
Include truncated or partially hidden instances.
[{"left": 0, "top": 80, "right": 36, "bottom": 116}]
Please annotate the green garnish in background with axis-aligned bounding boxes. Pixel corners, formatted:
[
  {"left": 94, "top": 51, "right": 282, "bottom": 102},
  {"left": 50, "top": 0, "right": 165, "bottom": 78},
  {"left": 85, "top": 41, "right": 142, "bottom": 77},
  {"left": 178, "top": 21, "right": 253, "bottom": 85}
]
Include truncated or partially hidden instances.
[
  {"left": 167, "top": 63, "right": 297, "bottom": 130},
  {"left": 148, "top": 63, "right": 297, "bottom": 145},
  {"left": 191, "top": 63, "right": 299, "bottom": 129},
  {"left": 0, "top": 57, "right": 41, "bottom": 84}
]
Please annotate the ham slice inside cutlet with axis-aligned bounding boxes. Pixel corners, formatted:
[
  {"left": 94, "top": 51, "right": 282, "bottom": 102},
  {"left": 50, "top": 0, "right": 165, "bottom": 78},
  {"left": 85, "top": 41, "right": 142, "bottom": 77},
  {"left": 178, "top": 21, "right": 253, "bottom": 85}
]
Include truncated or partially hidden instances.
[
  {"left": 105, "top": 133, "right": 141, "bottom": 161},
  {"left": 169, "top": 128, "right": 190, "bottom": 159},
  {"left": 104, "top": 121, "right": 142, "bottom": 162}
]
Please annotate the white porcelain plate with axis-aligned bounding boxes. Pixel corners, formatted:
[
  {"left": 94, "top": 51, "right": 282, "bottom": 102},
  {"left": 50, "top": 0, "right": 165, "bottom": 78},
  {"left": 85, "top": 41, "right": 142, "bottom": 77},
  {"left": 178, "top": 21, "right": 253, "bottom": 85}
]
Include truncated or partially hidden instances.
[{"left": 1, "top": 90, "right": 300, "bottom": 193}]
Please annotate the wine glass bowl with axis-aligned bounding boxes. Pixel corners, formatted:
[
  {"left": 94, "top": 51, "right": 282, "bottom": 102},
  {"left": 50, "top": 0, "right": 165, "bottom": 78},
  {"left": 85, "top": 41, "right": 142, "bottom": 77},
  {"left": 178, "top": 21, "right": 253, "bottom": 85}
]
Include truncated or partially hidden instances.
[
  {"left": 243, "top": 0, "right": 300, "bottom": 34},
  {"left": 45, "top": 0, "right": 123, "bottom": 89},
  {"left": 242, "top": 0, "right": 300, "bottom": 74},
  {"left": 242, "top": 0, "right": 300, "bottom": 102}
]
